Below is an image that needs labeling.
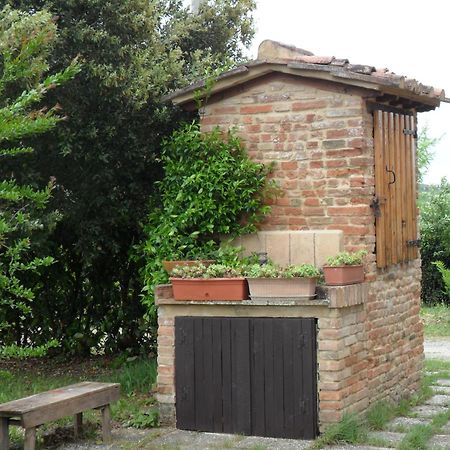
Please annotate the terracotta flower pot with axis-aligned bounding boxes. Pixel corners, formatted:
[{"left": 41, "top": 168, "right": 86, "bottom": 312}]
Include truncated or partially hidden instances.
[
  {"left": 170, "top": 277, "right": 249, "bottom": 301},
  {"left": 322, "top": 265, "right": 364, "bottom": 286},
  {"left": 246, "top": 277, "right": 317, "bottom": 299},
  {"left": 162, "top": 260, "right": 215, "bottom": 274}
]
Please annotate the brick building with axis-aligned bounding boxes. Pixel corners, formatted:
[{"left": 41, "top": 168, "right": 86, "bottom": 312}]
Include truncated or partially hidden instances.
[{"left": 156, "top": 41, "right": 447, "bottom": 434}]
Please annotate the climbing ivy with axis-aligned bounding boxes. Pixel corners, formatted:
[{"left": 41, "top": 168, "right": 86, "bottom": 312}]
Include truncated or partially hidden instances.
[{"left": 141, "top": 122, "right": 276, "bottom": 317}]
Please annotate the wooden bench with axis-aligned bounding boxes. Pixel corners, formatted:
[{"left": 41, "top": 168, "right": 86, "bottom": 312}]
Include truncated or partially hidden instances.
[{"left": 0, "top": 381, "right": 120, "bottom": 450}]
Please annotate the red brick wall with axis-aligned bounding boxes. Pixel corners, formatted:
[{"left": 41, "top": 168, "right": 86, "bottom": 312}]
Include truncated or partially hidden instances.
[
  {"left": 201, "top": 73, "right": 375, "bottom": 250},
  {"left": 200, "top": 72, "right": 423, "bottom": 410}
]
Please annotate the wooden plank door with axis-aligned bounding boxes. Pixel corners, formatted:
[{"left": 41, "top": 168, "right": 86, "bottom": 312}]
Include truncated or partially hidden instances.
[
  {"left": 373, "top": 109, "right": 419, "bottom": 268},
  {"left": 175, "top": 316, "right": 318, "bottom": 439}
]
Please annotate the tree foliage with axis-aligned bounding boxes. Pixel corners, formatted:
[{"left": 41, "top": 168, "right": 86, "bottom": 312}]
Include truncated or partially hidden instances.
[
  {"left": 3, "top": 0, "right": 256, "bottom": 353},
  {"left": 0, "top": 6, "right": 79, "bottom": 344},
  {"left": 417, "top": 126, "right": 440, "bottom": 184},
  {"left": 420, "top": 178, "right": 450, "bottom": 304}
]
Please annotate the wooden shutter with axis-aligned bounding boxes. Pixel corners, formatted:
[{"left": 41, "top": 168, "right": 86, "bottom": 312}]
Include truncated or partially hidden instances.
[{"left": 373, "top": 109, "right": 418, "bottom": 269}]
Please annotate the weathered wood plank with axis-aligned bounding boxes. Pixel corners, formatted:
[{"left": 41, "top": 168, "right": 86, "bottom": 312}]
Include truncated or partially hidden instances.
[
  {"left": 175, "top": 317, "right": 195, "bottom": 430},
  {"left": 24, "top": 427, "right": 36, "bottom": 450},
  {"left": 382, "top": 111, "right": 392, "bottom": 266},
  {"left": 272, "top": 319, "right": 285, "bottom": 437},
  {"left": 411, "top": 114, "right": 419, "bottom": 259},
  {"left": 374, "top": 110, "right": 387, "bottom": 268},
  {"left": 404, "top": 115, "right": 413, "bottom": 261},
  {"left": 0, "top": 382, "right": 119, "bottom": 416},
  {"left": 251, "top": 319, "right": 265, "bottom": 437},
  {"left": 231, "top": 319, "right": 251, "bottom": 435},
  {"left": 399, "top": 114, "right": 408, "bottom": 261},
  {"left": 101, "top": 405, "right": 111, "bottom": 443},
  {"left": 74, "top": 412, "right": 82, "bottom": 437},
  {"left": 388, "top": 111, "right": 398, "bottom": 265},
  {"left": 0, "top": 383, "right": 120, "bottom": 429},
  {"left": 221, "top": 319, "right": 233, "bottom": 434},
  {"left": 211, "top": 318, "right": 223, "bottom": 433},
  {"left": 0, "top": 417, "right": 9, "bottom": 450},
  {"left": 394, "top": 113, "right": 404, "bottom": 262},
  {"left": 263, "top": 318, "right": 275, "bottom": 437},
  {"left": 22, "top": 389, "right": 119, "bottom": 428}
]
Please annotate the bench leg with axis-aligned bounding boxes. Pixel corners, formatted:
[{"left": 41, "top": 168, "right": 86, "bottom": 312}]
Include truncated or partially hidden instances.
[
  {"left": 74, "top": 412, "right": 83, "bottom": 437},
  {"left": 0, "top": 418, "right": 9, "bottom": 449},
  {"left": 101, "top": 405, "right": 111, "bottom": 443},
  {"left": 24, "top": 427, "right": 36, "bottom": 450}
]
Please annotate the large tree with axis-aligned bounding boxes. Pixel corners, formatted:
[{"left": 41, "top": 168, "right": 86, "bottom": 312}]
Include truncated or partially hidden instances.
[
  {"left": 0, "top": 6, "right": 79, "bottom": 345},
  {"left": 3, "top": 0, "right": 256, "bottom": 353}
]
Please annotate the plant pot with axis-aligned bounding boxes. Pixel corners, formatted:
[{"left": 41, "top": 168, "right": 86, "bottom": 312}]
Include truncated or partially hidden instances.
[
  {"left": 322, "top": 265, "right": 364, "bottom": 286},
  {"left": 246, "top": 277, "right": 317, "bottom": 299},
  {"left": 162, "top": 260, "right": 215, "bottom": 274},
  {"left": 170, "top": 277, "right": 249, "bottom": 301}
]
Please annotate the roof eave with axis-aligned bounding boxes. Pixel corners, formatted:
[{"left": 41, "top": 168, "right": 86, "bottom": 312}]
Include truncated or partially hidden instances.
[{"left": 166, "top": 61, "right": 442, "bottom": 111}]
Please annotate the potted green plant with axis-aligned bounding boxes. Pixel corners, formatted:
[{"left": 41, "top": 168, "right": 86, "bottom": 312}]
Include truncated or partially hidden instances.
[
  {"left": 244, "top": 263, "right": 320, "bottom": 299},
  {"left": 322, "top": 250, "right": 368, "bottom": 286},
  {"left": 162, "top": 258, "right": 215, "bottom": 274},
  {"left": 170, "top": 263, "right": 249, "bottom": 301}
]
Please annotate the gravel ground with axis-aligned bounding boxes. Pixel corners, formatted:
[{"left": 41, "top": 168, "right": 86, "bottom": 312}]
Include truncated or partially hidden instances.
[{"left": 424, "top": 338, "right": 450, "bottom": 360}]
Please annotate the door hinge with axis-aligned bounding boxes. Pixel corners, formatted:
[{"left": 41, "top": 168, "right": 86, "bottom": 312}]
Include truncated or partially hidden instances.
[
  {"left": 407, "top": 239, "right": 421, "bottom": 247},
  {"left": 403, "top": 128, "right": 417, "bottom": 138}
]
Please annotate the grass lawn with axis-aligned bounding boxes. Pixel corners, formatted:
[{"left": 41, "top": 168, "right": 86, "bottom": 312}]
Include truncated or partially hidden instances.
[
  {"left": 0, "top": 355, "right": 158, "bottom": 448},
  {"left": 421, "top": 303, "right": 450, "bottom": 337}
]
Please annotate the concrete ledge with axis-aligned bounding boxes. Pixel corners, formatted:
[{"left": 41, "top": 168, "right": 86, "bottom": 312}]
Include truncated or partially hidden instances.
[{"left": 155, "top": 283, "right": 367, "bottom": 309}]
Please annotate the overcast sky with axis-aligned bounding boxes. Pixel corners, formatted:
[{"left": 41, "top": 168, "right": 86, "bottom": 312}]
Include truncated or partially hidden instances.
[{"left": 245, "top": 0, "right": 449, "bottom": 185}]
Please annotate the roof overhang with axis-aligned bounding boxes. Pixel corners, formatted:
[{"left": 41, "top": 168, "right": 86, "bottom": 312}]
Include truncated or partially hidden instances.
[{"left": 165, "top": 41, "right": 447, "bottom": 113}]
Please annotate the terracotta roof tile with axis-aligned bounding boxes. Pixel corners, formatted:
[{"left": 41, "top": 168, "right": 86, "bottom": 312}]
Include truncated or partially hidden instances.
[{"left": 165, "top": 40, "right": 447, "bottom": 109}]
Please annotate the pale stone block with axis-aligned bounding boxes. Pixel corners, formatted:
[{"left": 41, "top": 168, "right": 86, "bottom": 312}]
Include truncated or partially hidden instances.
[
  {"left": 314, "top": 230, "right": 343, "bottom": 267},
  {"left": 290, "top": 231, "right": 315, "bottom": 265},
  {"left": 237, "top": 233, "right": 265, "bottom": 256},
  {"left": 265, "top": 232, "right": 290, "bottom": 266}
]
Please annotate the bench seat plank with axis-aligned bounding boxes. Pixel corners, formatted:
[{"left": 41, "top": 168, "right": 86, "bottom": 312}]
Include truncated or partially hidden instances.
[{"left": 0, "top": 382, "right": 120, "bottom": 428}]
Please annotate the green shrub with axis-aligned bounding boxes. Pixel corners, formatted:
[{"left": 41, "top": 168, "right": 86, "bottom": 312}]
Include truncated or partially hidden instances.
[
  {"left": 420, "top": 179, "right": 450, "bottom": 304},
  {"left": 433, "top": 261, "right": 450, "bottom": 298},
  {"left": 0, "top": 340, "right": 60, "bottom": 358},
  {"left": 142, "top": 123, "right": 276, "bottom": 317}
]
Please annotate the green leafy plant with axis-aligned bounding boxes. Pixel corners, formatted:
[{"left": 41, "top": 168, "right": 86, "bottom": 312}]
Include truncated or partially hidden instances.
[
  {"left": 420, "top": 178, "right": 450, "bottom": 304},
  {"left": 4, "top": 0, "right": 257, "bottom": 355},
  {"left": 142, "top": 123, "right": 276, "bottom": 317},
  {"left": 244, "top": 263, "right": 320, "bottom": 278},
  {"left": 325, "top": 250, "right": 368, "bottom": 267},
  {"left": 0, "top": 340, "right": 60, "bottom": 359},
  {"left": 433, "top": 261, "right": 450, "bottom": 298},
  {"left": 0, "top": 6, "right": 80, "bottom": 346},
  {"left": 171, "top": 263, "right": 243, "bottom": 279}
]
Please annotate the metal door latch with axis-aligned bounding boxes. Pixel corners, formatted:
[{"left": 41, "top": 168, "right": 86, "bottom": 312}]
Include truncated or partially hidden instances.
[
  {"left": 370, "top": 197, "right": 381, "bottom": 217},
  {"left": 407, "top": 239, "right": 421, "bottom": 247}
]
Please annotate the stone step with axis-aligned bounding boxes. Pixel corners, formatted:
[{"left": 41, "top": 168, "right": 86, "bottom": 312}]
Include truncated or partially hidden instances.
[
  {"left": 410, "top": 404, "right": 448, "bottom": 418},
  {"left": 367, "top": 430, "right": 405, "bottom": 446},
  {"left": 386, "top": 416, "right": 430, "bottom": 431},
  {"left": 431, "top": 385, "right": 450, "bottom": 394},
  {"left": 424, "top": 395, "right": 450, "bottom": 406},
  {"left": 428, "top": 434, "right": 450, "bottom": 449}
]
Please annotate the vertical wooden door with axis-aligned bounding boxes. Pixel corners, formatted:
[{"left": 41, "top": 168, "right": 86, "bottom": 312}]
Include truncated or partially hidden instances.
[
  {"left": 175, "top": 316, "right": 318, "bottom": 439},
  {"left": 373, "top": 109, "right": 418, "bottom": 268}
]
